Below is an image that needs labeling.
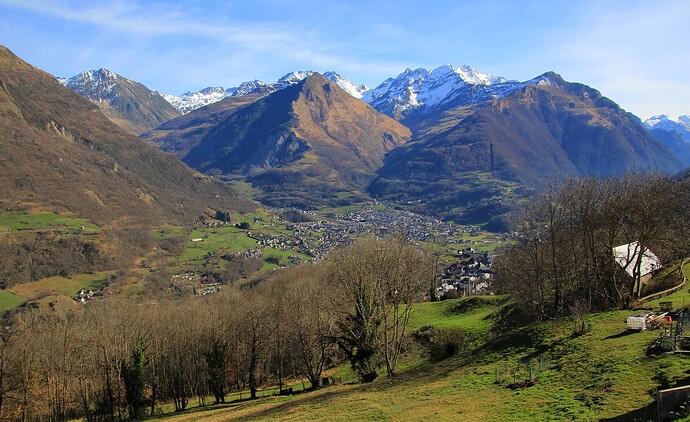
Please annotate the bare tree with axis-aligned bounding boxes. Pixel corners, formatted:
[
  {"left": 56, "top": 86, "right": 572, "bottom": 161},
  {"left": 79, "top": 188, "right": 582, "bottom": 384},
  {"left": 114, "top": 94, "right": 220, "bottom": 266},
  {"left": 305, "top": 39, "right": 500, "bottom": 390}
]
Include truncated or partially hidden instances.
[
  {"left": 328, "top": 235, "right": 428, "bottom": 381},
  {"left": 495, "top": 173, "right": 690, "bottom": 320},
  {"left": 279, "top": 265, "right": 337, "bottom": 389}
]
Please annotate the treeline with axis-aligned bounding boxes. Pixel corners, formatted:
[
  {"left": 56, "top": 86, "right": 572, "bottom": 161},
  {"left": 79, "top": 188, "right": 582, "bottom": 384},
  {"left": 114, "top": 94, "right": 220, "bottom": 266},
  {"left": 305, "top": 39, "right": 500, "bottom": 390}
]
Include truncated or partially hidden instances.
[
  {"left": 495, "top": 173, "right": 690, "bottom": 320},
  {"left": 0, "top": 236, "right": 429, "bottom": 421},
  {"left": 0, "top": 234, "right": 111, "bottom": 289},
  {"left": 0, "top": 226, "right": 190, "bottom": 290}
]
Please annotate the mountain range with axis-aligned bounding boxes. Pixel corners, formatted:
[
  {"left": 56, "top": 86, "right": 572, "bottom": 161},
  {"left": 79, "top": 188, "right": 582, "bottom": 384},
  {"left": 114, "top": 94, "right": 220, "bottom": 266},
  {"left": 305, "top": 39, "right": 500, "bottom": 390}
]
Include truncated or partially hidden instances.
[
  {"left": 51, "top": 56, "right": 690, "bottom": 227},
  {"left": 643, "top": 114, "right": 690, "bottom": 164},
  {"left": 163, "top": 70, "right": 368, "bottom": 115},
  {"left": 140, "top": 66, "right": 684, "bottom": 226},
  {"left": 143, "top": 73, "right": 410, "bottom": 208}
]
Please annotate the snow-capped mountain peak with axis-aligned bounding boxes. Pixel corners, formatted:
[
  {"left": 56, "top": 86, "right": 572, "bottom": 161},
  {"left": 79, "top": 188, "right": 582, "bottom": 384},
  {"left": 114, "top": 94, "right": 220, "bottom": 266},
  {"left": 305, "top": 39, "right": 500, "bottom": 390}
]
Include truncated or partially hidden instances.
[
  {"left": 164, "top": 87, "right": 229, "bottom": 114},
  {"left": 644, "top": 114, "right": 671, "bottom": 128},
  {"left": 362, "top": 64, "right": 523, "bottom": 117},
  {"left": 165, "top": 71, "right": 367, "bottom": 114},
  {"left": 63, "top": 68, "right": 129, "bottom": 103},
  {"left": 323, "top": 71, "right": 368, "bottom": 98},
  {"left": 644, "top": 114, "right": 690, "bottom": 142},
  {"left": 229, "top": 80, "right": 267, "bottom": 96},
  {"left": 454, "top": 64, "right": 506, "bottom": 85},
  {"left": 276, "top": 70, "right": 314, "bottom": 87},
  {"left": 644, "top": 114, "right": 690, "bottom": 131}
]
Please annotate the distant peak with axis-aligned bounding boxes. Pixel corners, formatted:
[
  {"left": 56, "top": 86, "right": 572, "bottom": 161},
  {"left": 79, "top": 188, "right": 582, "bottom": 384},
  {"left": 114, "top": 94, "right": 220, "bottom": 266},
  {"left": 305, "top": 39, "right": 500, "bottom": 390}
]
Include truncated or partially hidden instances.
[
  {"left": 644, "top": 114, "right": 690, "bottom": 131},
  {"left": 538, "top": 71, "right": 563, "bottom": 81},
  {"left": 530, "top": 71, "right": 565, "bottom": 88},
  {"left": 277, "top": 70, "right": 314, "bottom": 85}
]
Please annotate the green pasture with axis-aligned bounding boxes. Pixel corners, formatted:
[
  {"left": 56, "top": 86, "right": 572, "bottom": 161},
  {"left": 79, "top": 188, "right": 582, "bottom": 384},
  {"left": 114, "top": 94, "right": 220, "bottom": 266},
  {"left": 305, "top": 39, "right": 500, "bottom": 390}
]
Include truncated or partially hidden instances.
[
  {"left": 180, "top": 227, "right": 260, "bottom": 262},
  {"left": 0, "top": 212, "right": 99, "bottom": 232},
  {"left": 0, "top": 290, "right": 24, "bottom": 311}
]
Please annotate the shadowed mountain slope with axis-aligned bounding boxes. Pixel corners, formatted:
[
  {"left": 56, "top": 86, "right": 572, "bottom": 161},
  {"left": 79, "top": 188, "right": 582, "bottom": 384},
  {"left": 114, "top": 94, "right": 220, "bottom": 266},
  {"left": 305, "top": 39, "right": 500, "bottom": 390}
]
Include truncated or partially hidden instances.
[{"left": 369, "top": 73, "right": 684, "bottom": 225}]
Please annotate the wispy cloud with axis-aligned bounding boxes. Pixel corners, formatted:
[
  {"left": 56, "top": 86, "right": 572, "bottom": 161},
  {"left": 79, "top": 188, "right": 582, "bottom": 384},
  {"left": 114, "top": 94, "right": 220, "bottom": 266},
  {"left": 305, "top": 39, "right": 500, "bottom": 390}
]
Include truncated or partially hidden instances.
[
  {"left": 1, "top": 0, "right": 301, "bottom": 46},
  {"left": 0, "top": 0, "right": 409, "bottom": 88},
  {"left": 547, "top": 1, "right": 690, "bottom": 117}
]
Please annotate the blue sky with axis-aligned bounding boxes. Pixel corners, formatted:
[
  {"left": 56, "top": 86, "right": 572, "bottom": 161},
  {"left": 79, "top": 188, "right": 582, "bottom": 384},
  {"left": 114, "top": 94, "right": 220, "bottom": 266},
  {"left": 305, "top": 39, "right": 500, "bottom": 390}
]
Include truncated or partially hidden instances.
[{"left": 0, "top": 0, "right": 687, "bottom": 119}]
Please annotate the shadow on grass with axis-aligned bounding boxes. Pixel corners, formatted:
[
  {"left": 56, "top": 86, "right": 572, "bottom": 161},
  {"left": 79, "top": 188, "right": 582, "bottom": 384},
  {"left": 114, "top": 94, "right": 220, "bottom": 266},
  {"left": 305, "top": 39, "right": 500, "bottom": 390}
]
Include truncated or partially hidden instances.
[
  {"left": 598, "top": 401, "right": 656, "bottom": 421},
  {"left": 604, "top": 331, "right": 637, "bottom": 340},
  {"left": 200, "top": 355, "right": 476, "bottom": 421}
]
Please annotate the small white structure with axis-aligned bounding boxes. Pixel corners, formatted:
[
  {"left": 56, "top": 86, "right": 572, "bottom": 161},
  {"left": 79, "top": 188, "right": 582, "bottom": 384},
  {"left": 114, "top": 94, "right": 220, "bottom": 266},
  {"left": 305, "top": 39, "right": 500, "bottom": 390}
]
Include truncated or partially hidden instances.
[
  {"left": 626, "top": 315, "right": 648, "bottom": 331},
  {"left": 613, "top": 241, "right": 661, "bottom": 284}
]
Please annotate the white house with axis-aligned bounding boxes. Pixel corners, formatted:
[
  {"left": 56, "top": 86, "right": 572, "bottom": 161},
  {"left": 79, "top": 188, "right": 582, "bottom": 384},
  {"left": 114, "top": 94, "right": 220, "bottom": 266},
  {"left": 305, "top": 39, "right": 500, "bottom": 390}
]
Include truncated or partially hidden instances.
[{"left": 613, "top": 241, "right": 661, "bottom": 285}]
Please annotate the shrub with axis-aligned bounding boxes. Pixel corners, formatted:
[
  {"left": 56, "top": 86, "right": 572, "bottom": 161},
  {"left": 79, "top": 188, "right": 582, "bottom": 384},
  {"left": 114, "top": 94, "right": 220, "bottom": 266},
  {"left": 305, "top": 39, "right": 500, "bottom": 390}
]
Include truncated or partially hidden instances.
[{"left": 413, "top": 326, "right": 468, "bottom": 362}]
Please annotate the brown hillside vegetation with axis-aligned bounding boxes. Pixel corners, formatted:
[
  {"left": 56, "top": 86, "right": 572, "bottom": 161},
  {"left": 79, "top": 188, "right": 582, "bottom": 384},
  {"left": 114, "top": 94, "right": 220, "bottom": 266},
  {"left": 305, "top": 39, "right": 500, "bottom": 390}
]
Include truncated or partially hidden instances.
[
  {"left": 0, "top": 45, "right": 254, "bottom": 227},
  {"left": 141, "top": 94, "right": 263, "bottom": 158},
  {"left": 0, "top": 46, "right": 254, "bottom": 286},
  {"left": 146, "top": 73, "right": 411, "bottom": 208}
]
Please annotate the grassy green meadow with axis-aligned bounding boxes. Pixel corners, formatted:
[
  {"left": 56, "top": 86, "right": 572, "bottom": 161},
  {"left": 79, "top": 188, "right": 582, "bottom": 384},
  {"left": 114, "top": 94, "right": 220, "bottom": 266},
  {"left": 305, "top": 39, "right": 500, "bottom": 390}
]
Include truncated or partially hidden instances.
[{"left": 0, "top": 212, "right": 99, "bottom": 232}]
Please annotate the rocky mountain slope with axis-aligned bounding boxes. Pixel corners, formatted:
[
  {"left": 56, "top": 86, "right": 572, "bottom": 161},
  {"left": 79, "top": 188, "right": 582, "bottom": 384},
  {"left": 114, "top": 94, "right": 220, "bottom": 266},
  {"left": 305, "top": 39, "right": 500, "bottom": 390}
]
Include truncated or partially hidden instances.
[
  {"left": 0, "top": 46, "right": 252, "bottom": 227},
  {"left": 144, "top": 73, "right": 410, "bottom": 208},
  {"left": 63, "top": 68, "right": 180, "bottom": 135}
]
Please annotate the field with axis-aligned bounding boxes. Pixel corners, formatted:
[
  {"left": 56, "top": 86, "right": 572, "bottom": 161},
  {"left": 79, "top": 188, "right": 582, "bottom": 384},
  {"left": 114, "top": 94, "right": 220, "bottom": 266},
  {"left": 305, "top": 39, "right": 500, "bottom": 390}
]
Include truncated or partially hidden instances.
[
  {"left": 0, "top": 290, "right": 24, "bottom": 311},
  {"left": 7, "top": 271, "right": 116, "bottom": 301},
  {"left": 169, "top": 211, "right": 315, "bottom": 268},
  {"left": 179, "top": 226, "right": 260, "bottom": 262},
  {"left": 140, "top": 262, "right": 690, "bottom": 421},
  {"left": 0, "top": 212, "right": 99, "bottom": 232}
]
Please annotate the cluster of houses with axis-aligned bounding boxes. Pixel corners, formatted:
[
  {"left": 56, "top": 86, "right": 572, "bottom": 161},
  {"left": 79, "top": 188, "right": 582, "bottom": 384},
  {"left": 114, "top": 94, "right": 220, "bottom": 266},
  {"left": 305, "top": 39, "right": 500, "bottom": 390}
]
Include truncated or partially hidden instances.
[
  {"left": 177, "top": 204, "right": 508, "bottom": 298},
  {"left": 438, "top": 247, "right": 494, "bottom": 298},
  {"left": 74, "top": 288, "right": 97, "bottom": 303},
  {"left": 171, "top": 272, "right": 224, "bottom": 296},
  {"left": 246, "top": 231, "right": 313, "bottom": 256}
]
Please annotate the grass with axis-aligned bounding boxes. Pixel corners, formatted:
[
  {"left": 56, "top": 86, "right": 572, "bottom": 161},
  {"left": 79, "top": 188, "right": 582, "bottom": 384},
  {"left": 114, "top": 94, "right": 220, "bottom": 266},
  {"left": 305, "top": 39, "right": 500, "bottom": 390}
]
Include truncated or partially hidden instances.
[
  {"left": 180, "top": 226, "right": 259, "bottom": 262},
  {"left": 0, "top": 290, "right": 25, "bottom": 311},
  {"left": 408, "top": 295, "right": 502, "bottom": 333},
  {"left": 140, "top": 269, "right": 690, "bottom": 421},
  {"left": 0, "top": 212, "right": 99, "bottom": 232},
  {"left": 175, "top": 213, "right": 314, "bottom": 270},
  {"left": 460, "top": 231, "right": 512, "bottom": 252},
  {"left": 153, "top": 225, "right": 186, "bottom": 239},
  {"left": 8, "top": 271, "right": 116, "bottom": 300}
]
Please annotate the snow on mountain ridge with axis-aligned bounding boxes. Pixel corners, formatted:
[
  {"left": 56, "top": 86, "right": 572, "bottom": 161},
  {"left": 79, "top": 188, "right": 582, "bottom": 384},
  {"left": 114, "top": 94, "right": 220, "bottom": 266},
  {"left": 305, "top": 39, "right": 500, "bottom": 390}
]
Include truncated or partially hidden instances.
[
  {"left": 323, "top": 71, "right": 368, "bottom": 98},
  {"left": 160, "top": 65, "right": 577, "bottom": 117},
  {"left": 165, "top": 71, "right": 367, "bottom": 114},
  {"left": 363, "top": 64, "right": 525, "bottom": 117},
  {"left": 65, "top": 68, "right": 130, "bottom": 102},
  {"left": 644, "top": 114, "right": 690, "bottom": 142},
  {"left": 644, "top": 114, "right": 690, "bottom": 130}
]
